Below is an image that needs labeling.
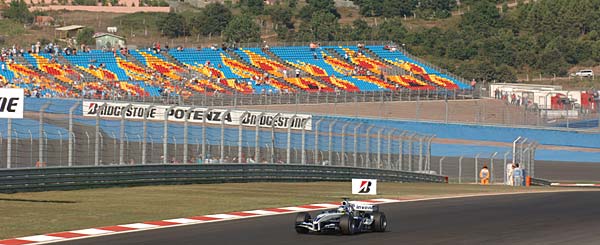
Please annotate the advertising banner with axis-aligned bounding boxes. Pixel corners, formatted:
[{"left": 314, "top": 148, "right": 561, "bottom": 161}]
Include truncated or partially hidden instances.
[
  {"left": 0, "top": 88, "right": 24, "bottom": 119},
  {"left": 352, "top": 179, "right": 377, "bottom": 195},
  {"left": 82, "top": 101, "right": 312, "bottom": 130}
]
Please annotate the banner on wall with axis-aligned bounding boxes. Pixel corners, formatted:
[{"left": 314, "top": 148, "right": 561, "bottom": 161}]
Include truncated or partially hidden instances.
[
  {"left": 82, "top": 101, "right": 312, "bottom": 130},
  {"left": 352, "top": 179, "right": 377, "bottom": 195},
  {"left": 0, "top": 88, "right": 24, "bottom": 119}
]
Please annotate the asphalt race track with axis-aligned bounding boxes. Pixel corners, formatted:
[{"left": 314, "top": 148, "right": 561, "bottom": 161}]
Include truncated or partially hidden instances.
[{"left": 60, "top": 191, "right": 600, "bottom": 245}]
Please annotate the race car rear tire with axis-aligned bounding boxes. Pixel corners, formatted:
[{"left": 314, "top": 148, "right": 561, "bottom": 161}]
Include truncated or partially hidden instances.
[
  {"left": 372, "top": 212, "right": 387, "bottom": 232},
  {"left": 339, "top": 215, "right": 355, "bottom": 235},
  {"left": 295, "top": 212, "right": 311, "bottom": 234}
]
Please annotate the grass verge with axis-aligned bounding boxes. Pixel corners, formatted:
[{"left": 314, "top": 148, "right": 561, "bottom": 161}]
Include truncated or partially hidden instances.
[{"left": 0, "top": 182, "right": 580, "bottom": 239}]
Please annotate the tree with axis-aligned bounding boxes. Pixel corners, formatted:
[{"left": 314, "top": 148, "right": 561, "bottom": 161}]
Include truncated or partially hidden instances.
[
  {"left": 353, "top": 0, "right": 383, "bottom": 17},
  {"left": 223, "top": 15, "right": 261, "bottom": 43},
  {"left": 190, "top": 3, "right": 232, "bottom": 36},
  {"left": 3, "top": 0, "right": 34, "bottom": 24},
  {"left": 349, "top": 19, "right": 371, "bottom": 40},
  {"left": 268, "top": 5, "right": 294, "bottom": 29},
  {"left": 415, "top": 0, "right": 455, "bottom": 19},
  {"left": 267, "top": 5, "right": 294, "bottom": 40},
  {"left": 308, "top": 11, "right": 339, "bottom": 41},
  {"left": 158, "top": 13, "right": 188, "bottom": 38},
  {"left": 76, "top": 27, "right": 95, "bottom": 46},
  {"left": 381, "top": 0, "right": 416, "bottom": 18},
  {"left": 373, "top": 17, "right": 407, "bottom": 42},
  {"left": 239, "top": 0, "right": 264, "bottom": 15},
  {"left": 298, "top": 0, "right": 339, "bottom": 21},
  {"left": 459, "top": 1, "right": 501, "bottom": 37}
]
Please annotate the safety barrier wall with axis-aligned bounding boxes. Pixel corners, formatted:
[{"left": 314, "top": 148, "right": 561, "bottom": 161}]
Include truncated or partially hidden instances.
[
  {"left": 22, "top": 98, "right": 600, "bottom": 149},
  {"left": 319, "top": 116, "right": 600, "bottom": 149},
  {"left": 0, "top": 164, "right": 447, "bottom": 193}
]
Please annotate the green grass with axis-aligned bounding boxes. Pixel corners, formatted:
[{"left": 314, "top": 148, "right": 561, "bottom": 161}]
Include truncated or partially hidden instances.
[{"left": 0, "top": 182, "right": 577, "bottom": 239}]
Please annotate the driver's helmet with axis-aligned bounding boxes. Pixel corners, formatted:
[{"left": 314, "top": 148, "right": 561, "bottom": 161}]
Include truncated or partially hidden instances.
[{"left": 338, "top": 201, "right": 351, "bottom": 213}]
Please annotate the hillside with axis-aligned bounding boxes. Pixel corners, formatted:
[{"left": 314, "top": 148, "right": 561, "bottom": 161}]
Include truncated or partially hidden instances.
[{"left": 0, "top": 0, "right": 599, "bottom": 89}]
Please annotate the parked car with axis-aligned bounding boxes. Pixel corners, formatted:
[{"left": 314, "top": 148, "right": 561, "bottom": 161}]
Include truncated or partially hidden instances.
[{"left": 572, "top": 70, "right": 594, "bottom": 77}]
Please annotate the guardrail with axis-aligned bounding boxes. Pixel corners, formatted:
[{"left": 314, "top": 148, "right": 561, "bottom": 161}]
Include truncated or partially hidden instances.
[
  {"left": 0, "top": 164, "right": 447, "bottom": 193},
  {"left": 530, "top": 177, "right": 552, "bottom": 186}
]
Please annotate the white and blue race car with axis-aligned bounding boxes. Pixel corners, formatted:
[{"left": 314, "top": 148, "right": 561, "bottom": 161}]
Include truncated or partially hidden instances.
[{"left": 294, "top": 199, "right": 387, "bottom": 235}]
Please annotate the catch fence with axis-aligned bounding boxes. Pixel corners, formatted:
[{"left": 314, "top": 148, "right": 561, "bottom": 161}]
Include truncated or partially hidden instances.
[{"left": 0, "top": 98, "right": 541, "bottom": 183}]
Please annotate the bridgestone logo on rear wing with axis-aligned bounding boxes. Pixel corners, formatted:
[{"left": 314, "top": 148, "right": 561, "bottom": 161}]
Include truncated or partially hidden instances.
[{"left": 82, "top": 101, "right": 312, "bottom": 130}]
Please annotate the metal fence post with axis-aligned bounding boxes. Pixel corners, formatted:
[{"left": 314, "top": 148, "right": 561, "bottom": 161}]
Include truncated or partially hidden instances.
[
  {"left": 301, "top": 118, "right": 309, "bottom": 165},
  {"left": 203, "top": 108, "right": 213, "bottom": 163},
  {"left": 6, "top": 119, "right": 11, "bottom": 168},
  {"left": 398, "top": 131, "right": 406, "bottom": 170},
  {"left": 512, "top": 136, "right": 522, "bottom": 164},
  {"left": 531, "top": 143, "right": 538, "bottom": 177},
  {"left": 58, "top": 130, "right": 64, "bottom": 166},
  {"left": 387, "top": 129, "right": 398, "bottom": 170},
  {"left": 353, "top": 123, "right": 362, "bottom": 167},
  {"left": 255, "top": 112, "right": 265, "bottom": 163},
  {"left": 365, "top": 125, "right": 375, "bottom": 168},
  {"left": 95, "top": 103, "right": 106, "bottom": 166},
  {"left": 459, "top": 156, "right": 464, "bottom": 184},
  {"left": 271, "top": 113, "right": 281, "bottom": 163},
  {"left": 490, "top": 152, "right": 498, "bottom": 183},
  {"left": 439, "top": 156, "right": 446, "bottom": 175},
  {"left": 85, "top": 131, "right": 90, "bottom": 164},
  {"left": 142, "top": 105, "right": 153, "bottom": 165},
  {"left": 222, "top": 110, "right": 232, "bottom": 163},
  {"left": 183, "top": 106, "right": 196, "bottom": 164},
  {"left": 111, "top": 132, "right": 117, "bottom": 164},
  {"left": 27, "top": 130, "right": 33, "bottom": 165},
  {"left": 68, "top": 102, "right": 80, "bottom": 167},
  {"left": 376, "top": 127, "right": 384, "bottom": 169},
  {"left": 163, "top": 106, "right": 175, "bottom": 164},
  {"left": 518, "top": 138, "right": 528, "bottom": 165},
  {"left": 314, "top": 119, "right": 325, "bottom": 165},
  {"left": 240, "top": 112, "right": 249, "bottom": 164},
  {"left": 407, "top": 133, "right": 416, "bottom": 171},
  {"left": 120, "top": 104, "right": 132, "bottom": 165},
  {"left": 43, "top": 132, "right": 48, "bottom": 164},
  {"left": 503, "top": 151, "right": 510, "bottom": 184},
  {"left": 328, "top": 120, "right": 336, "bottom": 165},
  {"left": 341, "top": 122, "right": 352, "bottom": 167},
  {"left": 286, "top": 115, "right": 297, "bottom": 164},
  {"left": 426, "top": 135, "right": 435, "bottom": 171},
  {"left": 39, "top": 103, "right": 50, "bottom": 165},
  {"left": 418, "top": 136, "right": 425, "bottom": 171},
  {"left": 475, "top": 153, "right": 481, "bottom": 183}
]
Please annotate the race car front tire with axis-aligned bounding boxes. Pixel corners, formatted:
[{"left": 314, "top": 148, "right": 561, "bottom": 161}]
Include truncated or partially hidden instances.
[
  {"left": 371, "top": 212, "right": 387, "bottom": 232},
  {"left": 339, "top": 215, "right": 355, "bottom": 235},
  {"left": 295, "top": 212, "right": 311, "bottom": 234}
]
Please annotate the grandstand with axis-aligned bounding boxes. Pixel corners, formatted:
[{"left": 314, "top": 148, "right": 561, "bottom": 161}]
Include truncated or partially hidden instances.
[{"left": 0, "top": 43, "right": 471, "bottom": 100}]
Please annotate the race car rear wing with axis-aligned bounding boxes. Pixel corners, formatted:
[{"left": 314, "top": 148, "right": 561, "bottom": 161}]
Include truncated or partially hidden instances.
[{"left": 349, "top": 202, "right": 379, "bottom": 212}]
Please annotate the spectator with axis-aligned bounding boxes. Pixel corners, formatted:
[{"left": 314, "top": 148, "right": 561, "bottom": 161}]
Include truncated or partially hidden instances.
[
  {"left": 479, "top": 165, "right": 490, "bottom": 185},
  {"left": 295, "top": 68, "right": 300, "bottom": 78},
  {"left": 507, "top": 163, "right": 515, "bottom": 186},
  {"left": 513, "top": 163, "right": 523, "bottom": 186}
]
